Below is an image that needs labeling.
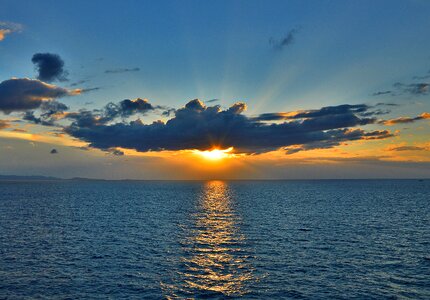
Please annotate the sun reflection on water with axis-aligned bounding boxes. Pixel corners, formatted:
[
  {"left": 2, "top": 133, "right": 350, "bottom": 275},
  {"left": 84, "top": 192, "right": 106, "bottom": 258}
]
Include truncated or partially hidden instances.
[{"left": 165, "top": 181, "right": 254, "bottom": 298}]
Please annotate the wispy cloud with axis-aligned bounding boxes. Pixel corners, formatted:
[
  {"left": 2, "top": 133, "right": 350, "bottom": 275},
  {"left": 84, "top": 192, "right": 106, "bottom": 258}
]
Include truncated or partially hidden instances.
[
  {"left": 380, "top": 112, "right": 430, "bottom": 125},
  {"left": 269, "top": 28, "right": 299, "bottom": 50},
  {"left": 105, "top": 67, "right": 140, "bottom": 74},
  {"left": 389, "top": 146, "right": 427, "bottom": 151},
  {"left": 0, "top": 21, "right": 22, "bottom": 41}
]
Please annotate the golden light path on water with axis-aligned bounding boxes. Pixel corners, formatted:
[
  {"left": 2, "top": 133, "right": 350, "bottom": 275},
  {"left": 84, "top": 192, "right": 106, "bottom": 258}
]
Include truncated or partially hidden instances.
[{"left": 165, "top": 181, "right": 254, "bottom": 298}]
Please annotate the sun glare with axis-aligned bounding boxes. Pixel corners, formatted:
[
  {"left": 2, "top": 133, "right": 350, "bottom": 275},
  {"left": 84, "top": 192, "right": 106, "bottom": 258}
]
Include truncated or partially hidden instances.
[{"left": 195, "top": 147, "right": 234, "bottom": 161}]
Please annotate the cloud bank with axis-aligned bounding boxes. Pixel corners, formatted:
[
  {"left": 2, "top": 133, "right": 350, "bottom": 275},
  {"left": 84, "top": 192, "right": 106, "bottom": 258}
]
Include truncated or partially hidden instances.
[{"left": 64, "top": 99, "right": 394, "bottom": 154}]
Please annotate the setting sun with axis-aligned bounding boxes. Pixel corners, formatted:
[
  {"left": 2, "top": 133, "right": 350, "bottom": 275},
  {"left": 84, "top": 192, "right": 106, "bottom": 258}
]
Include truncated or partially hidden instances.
[{"left": 194, "top": 147, "right": 234, "bottom": 161}]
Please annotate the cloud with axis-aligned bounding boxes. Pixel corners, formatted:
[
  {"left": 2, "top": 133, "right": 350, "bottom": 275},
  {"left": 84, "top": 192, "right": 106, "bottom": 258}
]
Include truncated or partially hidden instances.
[
  {"left": 284, "top": 128, "right": 393, "bottom": 154},
  {"left": 107, "top": 148, "right": 124, "bottom": 156},
  {"left": 105, "top": 67, "right": 140, "bottom": 74},
  {"left": 394, "top": 82, "right": 429, "bottom": 95},
  {"left": 50, "top": 148, "right": 58, "bottom": 154},
  {"left": 0, "top": 78, "right": 78, "bottom": 114},
  {"left": 64, "top": 99, "right": 394, "bottom": 154},
  {"left": 389, "top": 146, "right": 427, "bottom": 151},
  {"left": 70, "top": 80, "right": 89, "bottom": 87},
  {"left": 253, "top": 104, "right": 375, "bottom": 121},
  {"left": 23, "top": 101, "right": 68, "bottom": 126},
  {"left": 0, "top": 120, "right": 11, "bottom": 130},
  {"left": 57, "top": 98, "right": 159, "bottom": 130},
  {"left": 32, "top": 53, "right": 68, "bottom": 82},
  {"left": 0, "top": 21, "right": 22, "bottom": 41},
  {"left": 380, "top": 112, "right": 430, "bottom": 125},
  {"left": 80, "top": 87, "right": 101, "bottom": 93},
  {"left": 270, "top": 28, "right": 299, "bottom": 50},
  {"left": 372, "top": 91, "right": 392, "bottom": 96}
]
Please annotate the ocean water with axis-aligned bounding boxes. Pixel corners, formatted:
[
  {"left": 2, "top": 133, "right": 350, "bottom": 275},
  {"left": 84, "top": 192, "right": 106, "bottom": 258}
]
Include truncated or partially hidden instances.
[{"left": 0, "top": 180, "right": 429, "bottom": 299}]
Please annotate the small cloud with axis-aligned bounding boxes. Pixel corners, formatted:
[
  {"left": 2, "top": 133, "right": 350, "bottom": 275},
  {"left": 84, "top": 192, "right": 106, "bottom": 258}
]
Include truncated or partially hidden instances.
[
  {"left": 105, "top": 67, "right": 140, "bottom": 74},
  {"left": 0, "top": 21, "right": 23, "bottom": 41},
  {"left": 105, "top": 148, "right": 124, "bottom": 156},
  {"left": 32, "top": 53, "right": 68, "bottom": 82},
  {"left": 206, "top": 99, "right": 220, "bottom": 103},
  {"left": 372, "top": 91, "right": 392, "bottom": 96},
  {"left": 50, "top": 149, "right": 58, "bottom": 154},
  {"left": 270, "top": 28, "right": 299, "bottom": 50},
  {"left": 70, "top": 80, "right": 89, "bottom": 87},
  {"left": 389, "top": 146, "right": 427, "bottom": 151},
  {"left": 80, "top": 87, "right": 101, "bottom": 93}
]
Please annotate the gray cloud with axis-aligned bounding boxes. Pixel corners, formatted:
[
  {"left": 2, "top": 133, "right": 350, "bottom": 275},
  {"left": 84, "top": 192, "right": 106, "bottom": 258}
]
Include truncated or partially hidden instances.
[
  {"left": 372, "top": 91, "right": 392, "bottom": 96},
  {"left": 32, "top": 53, "right": 68, "bottom": 82},
  {"left": 0, "top": 78, "right": 76, "bottom": 114},
  {"left": 394, "top": 82, "right": 429, "bottom": 95}
]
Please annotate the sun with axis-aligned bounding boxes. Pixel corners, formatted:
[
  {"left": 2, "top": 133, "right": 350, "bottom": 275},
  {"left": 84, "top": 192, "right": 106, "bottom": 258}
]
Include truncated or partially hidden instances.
[{"left": 194, "top": 147, "right": 234, "bottom": 161}]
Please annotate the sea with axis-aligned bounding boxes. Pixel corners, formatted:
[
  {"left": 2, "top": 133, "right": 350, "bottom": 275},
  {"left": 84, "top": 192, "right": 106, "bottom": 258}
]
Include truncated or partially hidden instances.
[{"left": 0, "top": 179, "right": 429, "bottom": 299}]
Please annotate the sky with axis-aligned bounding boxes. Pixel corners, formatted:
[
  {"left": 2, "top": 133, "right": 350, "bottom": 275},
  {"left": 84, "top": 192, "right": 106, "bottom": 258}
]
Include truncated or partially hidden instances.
[{"left": 0, "top": 0, "right": 429, "bottom": 179}]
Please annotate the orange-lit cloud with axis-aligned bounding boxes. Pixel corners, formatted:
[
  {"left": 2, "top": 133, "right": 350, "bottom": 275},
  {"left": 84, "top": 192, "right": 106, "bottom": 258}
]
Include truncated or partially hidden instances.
[
  {"left": 0, "top": 21, "right": 22, "bottom": 41},
  {"left": 381, "top": 112, "right": 430, "bottom": 125}
]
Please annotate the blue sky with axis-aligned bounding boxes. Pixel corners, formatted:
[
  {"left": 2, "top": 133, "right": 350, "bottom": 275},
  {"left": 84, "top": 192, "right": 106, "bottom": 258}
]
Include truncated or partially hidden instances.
[
  {"left": 0, "top": 0, "right": 429, "bottom": 179},
  {"left": 2, "top": 0, "right": 429, "bottom": 111}
]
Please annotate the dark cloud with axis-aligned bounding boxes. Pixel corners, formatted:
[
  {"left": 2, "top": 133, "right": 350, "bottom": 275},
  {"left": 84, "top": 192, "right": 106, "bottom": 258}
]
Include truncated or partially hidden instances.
[
  {"left": 32, "top": 53, "right": 68, "bottom": 82},
  {"left": 380, "top": 112, "right": 430, "bottom": 125},
  {"left": 0, "top": 78, "right": 77, "bottom": 114},
  {"left": 80, "top": 87, "right": 101, "bottom": 93},
  {"left": 23, "top": 101, "right": 68, "bottom": 126},
  {"left": 390, "top": 146, "right": 427, "bottom": 151},
  {"left": 64, "top": 99, "right": 393, "bottom": 154},
  {"left": 105, "top": 67, "right": 140, "bottom": 74},
  {"left": 270, "top": 28, "right": 299, "bottom": 50},
  {"left": 119, "top": 98, "right": 154, "bottom": 116},
  {"left": 50, "top": 149, "right": 58, "bottom": 154},
  {"left": 63, "top": 98, "right": 157, "bottom": 128},
  {"left": 254, "top": 104, "right": 374, "bottom": 121},
  {"left": 206, "top": 99, "right": 220, "bottom": 103},
  {"left": 0, "top": 120, "right": 11, "bottom": 130}
]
